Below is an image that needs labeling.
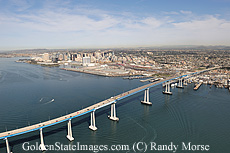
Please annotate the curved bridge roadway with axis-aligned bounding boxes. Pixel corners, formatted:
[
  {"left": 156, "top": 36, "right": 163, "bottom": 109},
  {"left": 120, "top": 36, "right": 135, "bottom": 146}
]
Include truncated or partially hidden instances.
[{"left": 0, "top": 67, "right": 219, "bottom": 140}]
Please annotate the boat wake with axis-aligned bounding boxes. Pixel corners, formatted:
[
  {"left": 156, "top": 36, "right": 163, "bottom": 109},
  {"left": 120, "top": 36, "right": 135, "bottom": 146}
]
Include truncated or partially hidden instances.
[
  {"left": 39, "top": 97, "right": 55, "bottom": 104},
  {"left": 45, "top": 99, "right": 55, "bottom": 104}
]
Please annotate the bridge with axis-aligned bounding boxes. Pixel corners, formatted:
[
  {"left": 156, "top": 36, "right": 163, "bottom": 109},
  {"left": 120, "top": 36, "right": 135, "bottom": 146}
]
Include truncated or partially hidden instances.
[{"left": 0, "top": 67, "right": 219, "bottom": 153}]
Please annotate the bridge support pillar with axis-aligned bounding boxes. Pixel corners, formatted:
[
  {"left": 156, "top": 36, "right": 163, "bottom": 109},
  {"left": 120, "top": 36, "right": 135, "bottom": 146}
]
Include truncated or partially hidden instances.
[
  {"left": 177, "top": 78, "right": 184, "bottom": 88},
  {"left": 66, "top": 119, "right": 74, "bottom": 141},
  {"left": 184, "top": 77, "right": 188, "bottom": 86},
  {"left": 5, "top": 138, "right": 12, "bottom": 153},
  {"left": 141, "top": 88, "right": 152, "bottom": 105},
  {"left": 163, "top": 81, "right": 172, "bottom": 95},
  {"left": 227, "top": 75, "right": 229, "bottom": 87},
  {"left": 108, "top": 102, "right": 119, "bottom": 121},
  {"left": 89, "top": 111, "right": 97, "bottom": 131},
  {"left": 39, "top": 128, "right": 47, "bottom": 151}
]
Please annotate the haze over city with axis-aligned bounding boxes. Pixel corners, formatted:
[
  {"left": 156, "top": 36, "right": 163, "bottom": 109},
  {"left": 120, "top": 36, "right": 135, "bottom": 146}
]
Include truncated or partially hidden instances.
[{"left": 0, "top": 0, "right": 230, "bottom": 50}]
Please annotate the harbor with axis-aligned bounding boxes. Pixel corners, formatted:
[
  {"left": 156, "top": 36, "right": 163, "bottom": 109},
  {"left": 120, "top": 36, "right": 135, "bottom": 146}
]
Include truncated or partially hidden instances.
[{"left": 0, "top": 58, "right": 229, "bottom": 153}]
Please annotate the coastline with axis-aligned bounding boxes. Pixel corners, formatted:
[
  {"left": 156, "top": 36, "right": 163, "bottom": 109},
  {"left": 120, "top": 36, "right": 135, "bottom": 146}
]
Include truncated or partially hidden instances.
[{"left": 60, "top": 68, "right": 134, "bottom": 77}]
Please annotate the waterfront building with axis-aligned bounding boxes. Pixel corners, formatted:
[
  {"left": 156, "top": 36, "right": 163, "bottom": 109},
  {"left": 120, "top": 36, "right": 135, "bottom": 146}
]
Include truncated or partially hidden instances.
[
  {"left": 82, "top": 57, "right": 91, "bottom": 66},
  {"left": 64, "top": 53, "right": 68, "bottom": 61},
  {"left": 58, "top": 53, "right": 64, "bottom": 61},
  {"left": 42, "top": 53, "right": 49, "bottom": 61}
]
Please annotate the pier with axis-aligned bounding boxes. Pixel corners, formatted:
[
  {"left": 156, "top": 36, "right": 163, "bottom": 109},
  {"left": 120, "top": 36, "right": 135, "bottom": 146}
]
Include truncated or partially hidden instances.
[
  {"left": 140, "top": 78, "right": 155, "bottom": 82},
  {"left": 194, "top": 82, "right": 203, "bottom": 90},
  {"left": 123, "top": 76, "right": 150, "bottom": 80}
]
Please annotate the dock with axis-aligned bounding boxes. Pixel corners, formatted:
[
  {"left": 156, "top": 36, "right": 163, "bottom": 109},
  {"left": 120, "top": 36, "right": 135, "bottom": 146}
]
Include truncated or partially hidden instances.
[
  {"left": 194, "top": 82, "right": 203, "bottom": 90},
  {"left": 149, "top": 78, "right": 161, "bottom": 82},
  {"left": 124, "top": 76, "right": 150, "bottom": 80},
  {"left": 140, "top": 78, "right": 155, "bottom": 82}
]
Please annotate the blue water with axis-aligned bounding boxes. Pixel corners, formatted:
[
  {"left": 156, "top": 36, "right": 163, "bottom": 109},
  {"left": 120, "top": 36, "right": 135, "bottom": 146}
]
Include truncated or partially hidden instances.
[{"left": 0, "top": 58, "right": 229, "bottom": 153}]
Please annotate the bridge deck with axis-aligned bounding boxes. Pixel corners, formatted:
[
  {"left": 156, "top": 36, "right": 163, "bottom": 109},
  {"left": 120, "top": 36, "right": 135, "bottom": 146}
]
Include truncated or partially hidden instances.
[{"left": 0, "top": 67, "right": 219, "bottom": 140}]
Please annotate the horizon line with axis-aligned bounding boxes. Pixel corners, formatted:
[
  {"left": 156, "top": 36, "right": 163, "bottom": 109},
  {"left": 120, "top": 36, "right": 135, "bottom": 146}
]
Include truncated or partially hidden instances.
[{"left": 1, "top": 45, "right": 230, "bottom": 52}]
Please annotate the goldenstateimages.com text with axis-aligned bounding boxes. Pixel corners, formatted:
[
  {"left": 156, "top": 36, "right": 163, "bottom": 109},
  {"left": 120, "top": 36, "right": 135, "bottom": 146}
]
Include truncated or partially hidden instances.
[{"left": 22, "top": 141, "right": 210, "bottom": 152}]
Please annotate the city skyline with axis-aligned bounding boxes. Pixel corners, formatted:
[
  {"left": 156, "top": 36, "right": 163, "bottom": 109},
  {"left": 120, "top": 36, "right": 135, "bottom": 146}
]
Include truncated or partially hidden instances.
[{"left": 0, "top": 0, "right": 230, "bottom": 50}]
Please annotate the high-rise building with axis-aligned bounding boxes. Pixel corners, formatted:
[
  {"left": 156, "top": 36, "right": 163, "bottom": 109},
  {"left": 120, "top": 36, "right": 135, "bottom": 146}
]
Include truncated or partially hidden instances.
[
  {"left": 82, "top": 57, "right": 91, "bottom": 66},
  {"left": 58, "top": 54, "right": 64, "bottom": 61},
  {"left": 64, "top": 53, "right": 68, "bottom": 61}
]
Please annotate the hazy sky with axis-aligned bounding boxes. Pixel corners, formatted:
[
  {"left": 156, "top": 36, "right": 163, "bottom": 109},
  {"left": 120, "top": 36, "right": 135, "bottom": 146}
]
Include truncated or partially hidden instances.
[{"left": 0, "top": 0, "right": 230, "bottom": 50}]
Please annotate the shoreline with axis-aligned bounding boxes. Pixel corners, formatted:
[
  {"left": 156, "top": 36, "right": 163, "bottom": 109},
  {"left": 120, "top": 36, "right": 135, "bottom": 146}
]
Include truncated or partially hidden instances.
[{"left": 60, "top": 68, "right": 134, "bottom": 77}]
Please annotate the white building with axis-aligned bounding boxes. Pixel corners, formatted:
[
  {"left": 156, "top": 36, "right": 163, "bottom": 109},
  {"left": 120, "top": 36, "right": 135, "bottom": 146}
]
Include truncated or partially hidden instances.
[
  {"left": 82, "top": 57, "right": 91, "bottom": 66},
  {"left": 42, "top": 53, "right": 50, "bottom": 61}
]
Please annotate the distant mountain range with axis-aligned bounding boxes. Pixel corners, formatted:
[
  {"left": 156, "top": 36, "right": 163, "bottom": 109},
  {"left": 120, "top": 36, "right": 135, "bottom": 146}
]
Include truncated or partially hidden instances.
[{"left": 1, "top": 45, "right": 230, "bottom": 53}]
